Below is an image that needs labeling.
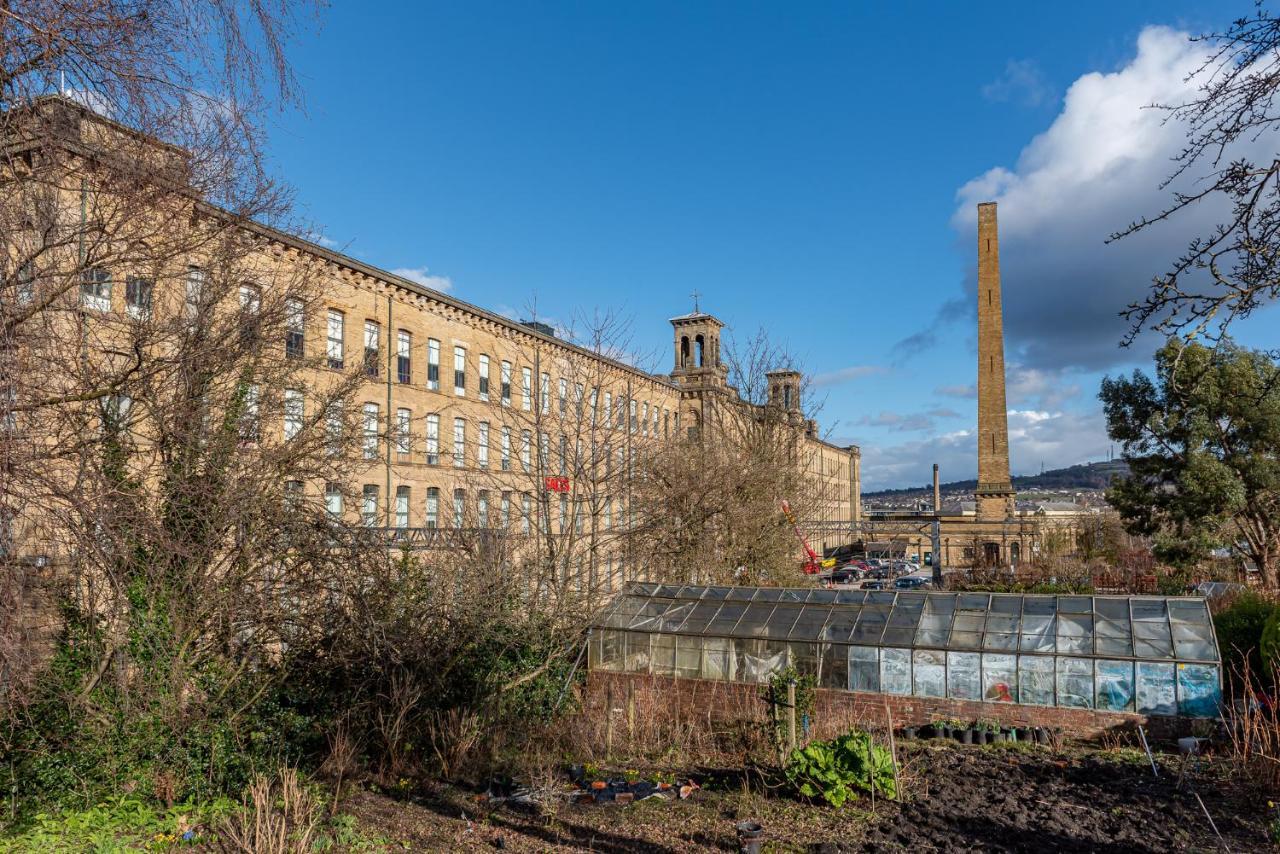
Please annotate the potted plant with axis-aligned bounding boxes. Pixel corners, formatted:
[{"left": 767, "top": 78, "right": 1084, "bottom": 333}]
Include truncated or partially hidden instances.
[
  {"left": 902, "top": 724, "right": 919, "bottom": 740},
  {"left": 958, "top": 723, "right": 974, "bottom": 745},
  {"left": 930, "top": 717, "right": 950, "bottom": 740},
  {"left": 976, "top": 719, "right": 998, "bottom": 745}
]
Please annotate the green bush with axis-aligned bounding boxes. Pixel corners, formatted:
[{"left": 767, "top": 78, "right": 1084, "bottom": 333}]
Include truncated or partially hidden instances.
[
  {"left": 783, "top": 731, "right": 896, "bottom": 807},
  {"left": 1213, "top": 591, "right": 1278, "bottom": 691}
]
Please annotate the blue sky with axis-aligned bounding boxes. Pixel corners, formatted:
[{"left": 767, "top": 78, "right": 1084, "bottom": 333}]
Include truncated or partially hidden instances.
[{"left": 262, "top": 1, "right": 1276, "bottom": 491}]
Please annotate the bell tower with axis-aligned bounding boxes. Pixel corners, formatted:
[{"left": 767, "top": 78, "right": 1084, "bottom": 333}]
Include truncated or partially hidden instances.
[{"left": 670, "top": 309, "right": 727, "bottom": 388}]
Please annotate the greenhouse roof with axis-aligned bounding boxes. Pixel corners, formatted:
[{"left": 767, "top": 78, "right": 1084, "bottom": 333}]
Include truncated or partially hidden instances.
[{"left": 594, "top": 583, "right": 1220, "bottom": 664}]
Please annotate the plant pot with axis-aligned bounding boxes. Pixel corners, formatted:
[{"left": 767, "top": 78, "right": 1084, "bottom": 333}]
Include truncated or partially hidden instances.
[
  {"left": 1008, "top": 727, "right": 1021, "bottom": 742},
  {"left": 590, "top": 780, "right": 607, "bottom": 790},
  {"left": 976, "top": 730, "right": 990, "bottom": 745},
  {"left": 937, "top": 725, "right": 951, "bottom": 740},
  {"left": 994, "top": 731, "right": 1007, "bottom": 744},
  {"left": 736, "top": 820, "right": 765, "bottom": 854},
  {"left": 1035, "top": 727, "right": 1050, "bottom": 745},
  {"left": 903, "top": 726, "right": 918, "bottom": 740},
  {"left": 615, "top": 792, "right": 634, "bottom": 805},
  {"left": 960, "top": 728, "right": 973, "bottom": 745}
]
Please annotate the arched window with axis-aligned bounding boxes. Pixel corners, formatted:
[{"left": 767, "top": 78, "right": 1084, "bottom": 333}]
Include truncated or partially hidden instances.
[
  {"left": 695, "top": 334, "right": 705, "bottom": 367},
  {"left": 680, "top": 336, "right": 690, "bottom": 368}
]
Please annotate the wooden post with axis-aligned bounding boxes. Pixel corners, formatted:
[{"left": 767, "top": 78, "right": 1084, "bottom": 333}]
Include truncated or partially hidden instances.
[
  {"left": 867, "top": 731, "right": 876, "bottom": 812},
  {"left": 786, "top": 679, "right": 798, "bottom": 757},
  {"left": 626, "top": 680, "right": 635, "bottom": 747},
  {"left": 605, "top": 682, "right": 614, "bottom": 758},
  {"left": 883, "top": 702, "right": 900, "bottom": 801}
]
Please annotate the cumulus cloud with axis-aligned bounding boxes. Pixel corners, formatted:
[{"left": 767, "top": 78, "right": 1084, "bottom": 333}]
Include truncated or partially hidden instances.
[
  {"left": 952, "top": 26, "right": 1277, "bottom": 371},
  {"left": 391, "top": 266, "right": 453, "bottom": 293},
  {"left": 981, "top": 59, "right": 1053, "bottom": 107},
  {"left": 811, "top": 365, "right": 887, "bottom": 388},
  {"left": 857, "top": 408, "right": 1110, "bottom": 492}
]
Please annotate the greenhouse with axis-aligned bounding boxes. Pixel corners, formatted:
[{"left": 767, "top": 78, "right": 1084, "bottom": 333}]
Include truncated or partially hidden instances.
[{"left": 589, "top": 583, "right": 1223, "bottom": 718}]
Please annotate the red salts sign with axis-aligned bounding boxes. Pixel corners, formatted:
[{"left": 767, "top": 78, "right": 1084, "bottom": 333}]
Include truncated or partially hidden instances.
[{"left": 544, "top": 476, "right": 571, "bottom": 493}]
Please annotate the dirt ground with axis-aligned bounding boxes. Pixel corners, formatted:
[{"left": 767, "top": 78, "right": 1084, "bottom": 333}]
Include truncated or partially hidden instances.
[{"left": 344, "top": 742, "right": 1274, "bottom": 852}]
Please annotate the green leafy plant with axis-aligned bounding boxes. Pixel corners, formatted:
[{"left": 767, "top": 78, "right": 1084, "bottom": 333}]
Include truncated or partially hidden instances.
[
  {"left": 976, "top": 719, "right": 1000, "bottom": 733},
  {"left": 783, "top": 731, "right": 896, "bottom": 807},
  {"left": 762, "top": 666, "right": 817, "bottom": 753}
]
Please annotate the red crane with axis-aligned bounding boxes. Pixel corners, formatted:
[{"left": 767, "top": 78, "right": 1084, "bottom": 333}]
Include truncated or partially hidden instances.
[{"left": 781, "top": 500, "right": 823, "bottom": 574}]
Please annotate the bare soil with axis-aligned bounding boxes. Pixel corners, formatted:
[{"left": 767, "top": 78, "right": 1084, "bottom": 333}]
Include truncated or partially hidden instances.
[{"left": 344, "top": 742, "right": 1273, "bottom": 852}]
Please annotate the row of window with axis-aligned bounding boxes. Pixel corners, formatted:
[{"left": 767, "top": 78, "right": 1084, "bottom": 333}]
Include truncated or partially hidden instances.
[
  {"left": 310, "top": 308, "right": 675, "bottom": 434},
  {"left": 319, "top": 483, "right": 635, "bottom": 534}
]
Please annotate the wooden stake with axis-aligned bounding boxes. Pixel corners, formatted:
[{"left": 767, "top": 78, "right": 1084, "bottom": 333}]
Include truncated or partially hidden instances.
[
  {"left": 786, "top": 679, "right": 798, "bottom": 756},
  {"left": 883, "top": 702, "right": 900, "bottom": 801}
]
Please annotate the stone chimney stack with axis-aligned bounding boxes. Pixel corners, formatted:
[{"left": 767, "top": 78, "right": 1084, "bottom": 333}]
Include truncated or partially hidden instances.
[
  {"left": 933, "top": 463, "right": 941, "bottom": 512},
  {"left": 975, "top": 202, "right": 1016, "bottom": 520}
]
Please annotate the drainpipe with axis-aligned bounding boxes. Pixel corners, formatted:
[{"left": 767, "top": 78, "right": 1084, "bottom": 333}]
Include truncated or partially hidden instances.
[{"left": 385, "top": 294, "right": 392, "bottom": 528}]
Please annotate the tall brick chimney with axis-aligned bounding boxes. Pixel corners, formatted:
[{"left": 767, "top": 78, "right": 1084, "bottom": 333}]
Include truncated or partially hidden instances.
[
  {"left": 933, "top": 463, "right": 941, "bottom": 512},
  {"left": 975, "top": 202, "right": 1015, "bottom": 520}
]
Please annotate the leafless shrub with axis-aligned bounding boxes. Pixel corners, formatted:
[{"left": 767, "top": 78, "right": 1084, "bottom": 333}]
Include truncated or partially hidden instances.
[
  {"left": 218, "top": 767, "right": 321, "bottom": 854},
  {"left": 1221, "top": 660, "right": 1280, "bottom": 794},
  {"left": 426, "top": 708, "right": 484, "bottom": 782}
]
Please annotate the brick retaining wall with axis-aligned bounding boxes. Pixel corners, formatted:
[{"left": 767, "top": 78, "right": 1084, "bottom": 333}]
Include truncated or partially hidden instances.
[{"left": 585, "top": 671, "right": 1196, "bottom": 742}]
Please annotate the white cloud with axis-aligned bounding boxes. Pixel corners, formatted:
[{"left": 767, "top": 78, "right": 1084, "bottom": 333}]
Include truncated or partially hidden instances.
[
  {"left": 857, "top": 408, "right": 1109, "bottom": 492},
  {"left": 811, "top": 365, "right": 886, "bottom": 388},
  {"left": 946, "top": 25, "right": 1268, "bottom": 372},
  {"left": 981, "top": 59, "right": 1053, "bottom": 107},
  {"left": 391, "top": 266, "right": 453, "bottom": 293}
]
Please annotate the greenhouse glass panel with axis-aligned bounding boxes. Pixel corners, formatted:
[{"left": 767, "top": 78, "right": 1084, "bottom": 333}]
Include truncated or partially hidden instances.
[
  {"left": 834, "top": 589, "right": 867, "bottom": 605},
  {"left": 1056, "top": 613, "right": 1093, "bottom": 655},
  {"left": 1136, "top": 662, "right": 1176, "bottom": 716},
  {"left": 734, "top": 602, "right": 778, "bottom": 638},
  {"left": 791, "top": 643, "right": 821, "bottom": 678},
  {"left": 947, "top": 651, "right": 981, "bottom": 700},
  {"left": 848, "top": 645, "right": 879, "bottom": 693},
  {"left": 1096, "top": 660, "right": 1135, "bottom": 712},
  {"left": 1094, "top": 617, "right": 1133, "bottom": 657},
  {"left": 739, "top": 640, "right": 788, "bottom": 682},
  {"left": 1134, "top": 620, "right": 1174, "bottom": 658},
  {"left": 916, "top": 595, "right": 955, "bottom": 646},
  {"left": 651, "top": 633, "right": 676, "bottom": 676},
  {"left": 851, "top": 606, "right": 889, "bottom": 643},
  {"left": 657, "top": 601, "right": 696, "bottom": 632},
  {"left": 949, "top": 613, "right": 984, "bottom": 650},
  {"left": 983, "top": 611, "right": 1020, "bottom": 651},
  {"left": 1020, "top": 614, "right": 1056, "bottom": 653},
  {"left": 1018, "top": 655, "right": 1054, "bottom": 706},
  {"left": 914, "top": 649, "right": 946, "bottom": 697},
  {"left": 763, "top": 604, "right": 804, "bottom": 639},
  {"left": 820, "top": 644, "right": 849, "bottom": 690},
  {"left": 707, "top": 602, "right": 748, "bottom": 636},
  {"left": 1056, "top": 657, "right": 1093, "bottom": 709},
  {"left": 623, "top": 632, "right": 651, "bottom": 672},
  {"left": 596, "top": 630, "right": 623, "bottom": 671},
  {"left": 675, "top": 636, "right": 703, "bottom": 678},
  {"left": 1172, "top": 622, "right": 1217, "bottom": 661},
  {"left": 982, "top": 653, "right": 1016, "bottom": 703},
  {"left": 884, "top": 597, "right": 924, "bottom": 645},
  {"left": 704, "top": 637, "right": 734, "bottom": 680},
  {"left": 1177, "top": 664, "right": 1221, "bottom": 717},
  {"left": 822, "top": 608, "right": 859, "bottom": 643},
  {"left": 881, "top": 647, "right": 912, "bottom": 695},
  {"left": 789, "top": 606, "right": 834, "bottom": 640},
  {"left": 676, "top": 601, "right": 724, "bottom": 634}
]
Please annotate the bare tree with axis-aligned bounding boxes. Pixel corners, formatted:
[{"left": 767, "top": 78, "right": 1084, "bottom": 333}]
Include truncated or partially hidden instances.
[{"left": 1114, "top": 3, "right": 1280, "bottom": 345}]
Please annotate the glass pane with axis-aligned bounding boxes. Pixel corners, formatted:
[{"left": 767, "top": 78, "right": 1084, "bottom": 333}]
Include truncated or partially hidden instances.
[
  {"left": 1094, "top": 597, "right": 1129, "bottom": 619},
  {"left": 819, "top": 644, "right": 849, "bottom": 690},
  {"left": 1172, "top": 622, "right": 1218, "bottom": 661},
  {"left": 1056, "top": 656, "right": 1093, "bottom": 709},
  {"left": 947, "top": 651, "right": 981, "bottom": 700},
  {"left": 984, "top": 632, "right": 1019, "bottom": 651},
  {"left": 733, "top": 602, "right": 778, "bottom": 637},
  {"left": 982, "top": 653, "right": 1017, "bottom": 703},
  {"left": 1057, "top": 596, "right": 1092, "bottom": 614},
  {"left": 848, "top": 646, "right": 879, "bottom": 693},
  {"left": 597, "top": 630, "right": 623, "bottom": 671},
  {"left": 913, "top": 649, "right": 946, "bottom": 697},
  {"left": 1136, "top": 661, "right": 1176, "bottom": 715},
  {"left": 763, "top": 604, "right": 803, "bottom": 638},
  {"left": 791, "top": 642, "right": 820, "bottom": 678},
  {"left": 835, "top": 590, "right": 867, "bottom": 605},
  {"left": 1056, "top": 613, "right": 1093, "bottom": 654},
  {"left": 707, "top": 602, "right": 748, "bottom": 636},
  {"left": 1131, "top": 598, "right": 1167, "bottom": 621},
  {"left": 1095, "top": 660, "right": 1135, "bottom": 712},
  {"left": 778, "top": 589, "right": 806, "bottom": 603},
  {"left": 881, "top": 648, "right": 912, "bottom": 695},
  {"left": 753, "top": 589, "right": 785, "bottom": 602},
  {"left": 990, "top": 595, "right": 1021, "bottom": 614},
  {"left": 1020, "top": 614, "right": 1056, "bottom": 653},
  {"left": 658, "top": 602, "right": 696, "bottom": 632},
  {"left": 1022, "top": 596, "right": 1056, "bottom": 616},
  {"left": 1169, "top": 599, "right": 1211, "bottom": 624},
  {"left": 950, "top": 613, "right": 984, "bottom": 650},
  {"left": 623, "top": 632, "right": 651, "bottom": 672},
  {"left": 676, "top": 601, "right": 724, "bottom": 634},
  {"left": 789, "top": 606, "right": 834, "bottom": 640},
  {"left": 957, "top": 593, "right": 990, "bottom": 611},
  {"left": 851, "top": 607, "right": 889, "bottom": 643},
  {"left": 702, "top": 586, "right": 731, "bottom": 601},
  {"left": 1018, "top": 655, "right": 1054, "bottom": 706},
  {"left": 1177, "top": 664, "right": 1221, "bottom": 717},
  {"left": 675, "top": 636, "right": 703, "bottom": 678},
  {"left": 726, "top": 587, "right": 756, "bottom": 601},
  {"left": 916, "top": 595, "right": 955, "bottom": 646},
  {"left": 822, "top": 608, "right": 860, "bottom": 643},
  {"left": 738, "top": 640, "right": 788, "bottom": 682},
  {"left": 807, "top": 589, "right": 839, "bottom": 604},
  {"left": 703, "top": 637, "right": 734, "bottom": 680},
  {"left": 651, "top": 634, "right": 676, "bottom": 676},
  {"left": 1133, "top": 621, "right": 1174, "bottom": 658}
]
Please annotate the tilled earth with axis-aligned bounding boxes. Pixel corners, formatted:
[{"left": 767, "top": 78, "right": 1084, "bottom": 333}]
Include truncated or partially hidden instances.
[
  {"left": 859, "top": 745, "right": 1268, "bottom": 852},
  {"left": 345, "top": 743, "right": 1273, "bottom": 852}
]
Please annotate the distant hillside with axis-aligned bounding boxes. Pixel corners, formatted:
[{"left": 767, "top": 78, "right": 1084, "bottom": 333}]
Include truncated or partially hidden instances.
[{"left": 864, "top": 461, "right": 1129, "bottom": 499}]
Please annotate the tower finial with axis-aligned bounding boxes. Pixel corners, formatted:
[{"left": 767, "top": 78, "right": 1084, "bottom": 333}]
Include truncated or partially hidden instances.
[{"left": 690, "top": 289, "right": 701, "bottom": 314}]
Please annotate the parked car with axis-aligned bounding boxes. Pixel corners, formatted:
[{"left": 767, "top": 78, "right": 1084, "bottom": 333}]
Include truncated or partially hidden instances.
[
  {"left": 894, "top": 576, "right": 930, "bottom": 590},
  {"left": 860, "top": 579, "right": 885, "bottom": 590},
  {"left": 829, "top": 568, "right": 856, "bottom": 584}
]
